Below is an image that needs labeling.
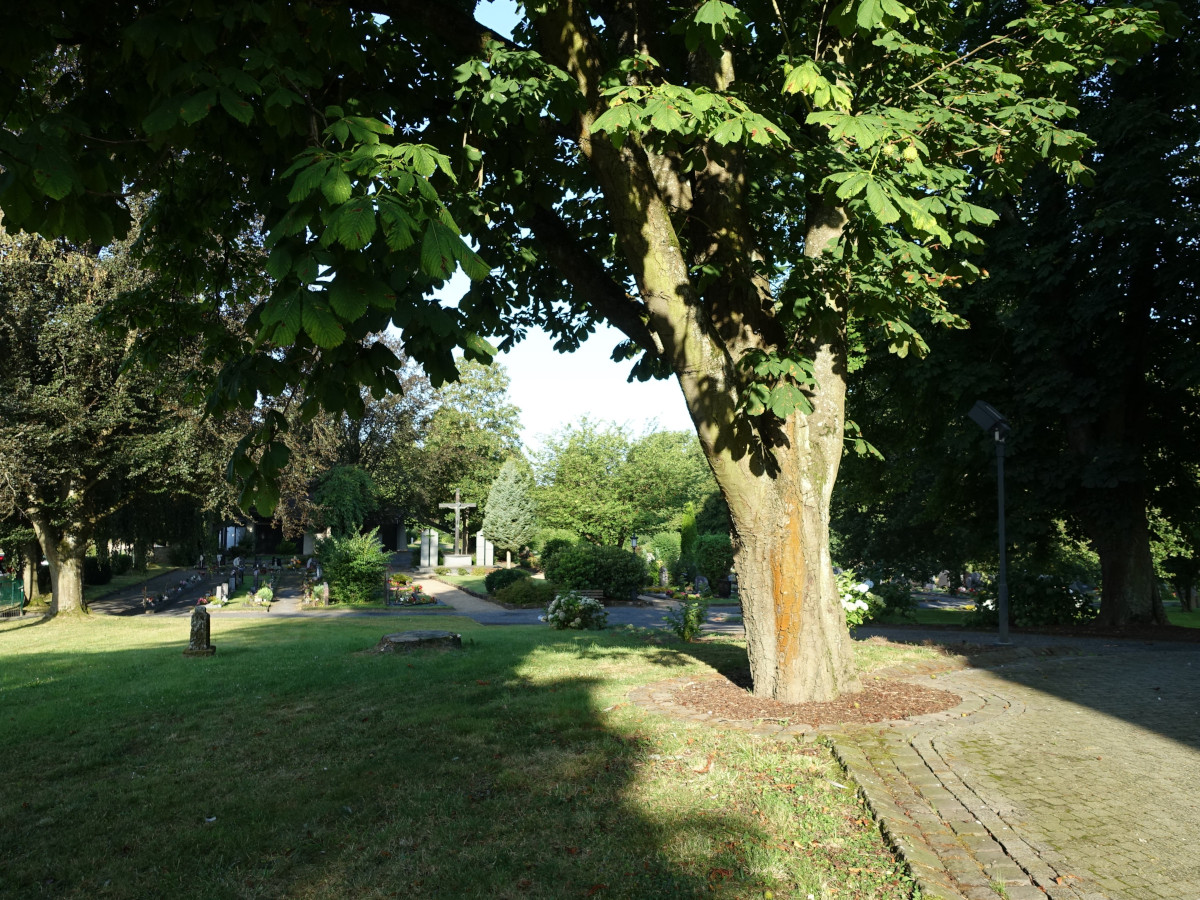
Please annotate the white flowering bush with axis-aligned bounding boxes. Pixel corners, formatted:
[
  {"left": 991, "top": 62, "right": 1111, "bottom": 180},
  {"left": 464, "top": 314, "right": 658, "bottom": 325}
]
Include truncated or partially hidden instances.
[
  {"left": 834, "top": 568, "right": 885, "bottom": 628},
  {"left": 542, "top": 590, "right": 608, "bottom": 630}
]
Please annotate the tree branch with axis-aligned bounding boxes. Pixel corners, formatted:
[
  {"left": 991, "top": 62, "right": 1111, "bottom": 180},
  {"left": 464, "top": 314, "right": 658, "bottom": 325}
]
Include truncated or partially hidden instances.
[{"left": 527, "top": 204, "right": 662, "bottom": 358}]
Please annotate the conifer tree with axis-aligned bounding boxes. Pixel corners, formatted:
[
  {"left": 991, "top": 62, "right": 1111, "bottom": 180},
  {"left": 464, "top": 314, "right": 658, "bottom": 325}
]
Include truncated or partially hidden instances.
[{"left": 482, "top": 459, "right": 538, "bottom": 565}]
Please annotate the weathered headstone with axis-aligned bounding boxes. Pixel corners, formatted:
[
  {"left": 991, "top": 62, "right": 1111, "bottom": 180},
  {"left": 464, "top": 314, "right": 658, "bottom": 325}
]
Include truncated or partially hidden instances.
[
  {"left": 373, "top": 630, "right": 462, "bottom": 653},
  {"left": 228, "top": 575, "right": 237, "bottom": 596},
  {"left": 420, "top": 529, "right": 438, "bottom": 568},
  {"left": 659, "top": 565, "right": 669, "bottom": 588},
  {"left": 184, "top": 605, "right": 216, "bottom": 656},
  {"left": 476, "top": 531, "right": 495, "bottom": 567},
  {"left": 693, "top": 574, "right": 710, "bottom": 592}
]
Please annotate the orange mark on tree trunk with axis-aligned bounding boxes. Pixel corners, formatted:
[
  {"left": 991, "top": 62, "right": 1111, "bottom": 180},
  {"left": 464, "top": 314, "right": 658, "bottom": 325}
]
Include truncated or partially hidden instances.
[{"left": 771, "top": 511, "right": 805, "bottom": 680}]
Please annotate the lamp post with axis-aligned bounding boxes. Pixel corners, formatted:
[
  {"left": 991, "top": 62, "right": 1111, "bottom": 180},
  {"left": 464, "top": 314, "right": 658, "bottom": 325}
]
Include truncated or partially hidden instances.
[
  {"left": 968, "top": 400, "right": 1012, "bottom": 645},
  {"left": 631, "top": 534, "right": 638, "bottom": 553}
]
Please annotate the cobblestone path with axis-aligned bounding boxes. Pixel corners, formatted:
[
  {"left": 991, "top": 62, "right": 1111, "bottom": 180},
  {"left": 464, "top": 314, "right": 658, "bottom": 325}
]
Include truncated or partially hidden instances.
[{"left": 835, "top": 648, "right": 1200, "bottom": 900}]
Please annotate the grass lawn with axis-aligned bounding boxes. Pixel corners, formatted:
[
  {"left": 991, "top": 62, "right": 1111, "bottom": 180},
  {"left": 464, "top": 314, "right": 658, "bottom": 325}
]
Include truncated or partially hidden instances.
[
  {"left": 0, "top": 615, "right": 932, "bottom": 899},
  {"left": 873, "top": 608, "right": 975, "bottom": 627},
  {"left": 1166, "top": 606, "right": 1200, "bottom": 628},
  {"left": 436, "top": 573, "right": 490, "bottom": 596}
]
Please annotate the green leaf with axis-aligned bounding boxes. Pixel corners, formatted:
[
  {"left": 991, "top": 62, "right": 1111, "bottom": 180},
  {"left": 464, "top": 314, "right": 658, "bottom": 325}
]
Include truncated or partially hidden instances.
[
  {"left": 379, "top": 200, "right": 418, "bottom": 251},
  {"left": 767, "top": 382, "right": 813, "bottom": 418},
  {"left": 834, "top": 172, "right": 870, "bottom": 200},
  {"left": 270, "top": 292, "right": 303, "bottom": 344},
  {"left": 253, "top": 476, "right": 281, "bottom": 517},
  {"left": 265, "top": 244, "right": 293, "bottom": 280},
  {"left": 302, "top": 294, "right": 345, "bottom": 348},
  {"left": 219, "top": 88, "right": 254, "bottom": 124},
  {"left": 332, "top": 199, "right": 376, "bottom": 250},
  {"left": 260, "top": 441, "right": 290, "bottom": 476},
  {"left": 142, "top": 103, "right": 179, "bottom": 134},
  {"left": 180, "top": 90, "right": 218, "bottom": 125},
  {"left": 710, "top": 118, "right": 744, "bottom": 144},
  {"left": 265, "top": 87, "right": 303, "bottom": 109},
  {"left": 321, "top": 166, "right": 353, "bottom": 205},
  {"left": 864, "top": 180, "right": 900, "bottom": 224},
  {"left": 32, "top": 151, "right": 76, "bottom": 201},
  {"left": 420, "top": 219, "right": 460, "bottom": 279},
  {"left": 287, "top": 160, "right": 331, "bottom": 203},
  {"left": 328, "top": 274, "right": 370, "bottom": 321}
]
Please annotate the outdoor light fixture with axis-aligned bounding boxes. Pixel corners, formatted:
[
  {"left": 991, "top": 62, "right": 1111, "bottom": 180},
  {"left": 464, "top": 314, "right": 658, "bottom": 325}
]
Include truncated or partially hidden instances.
[
  {"left": 968, "top": 400, "right": 1012, "bottom": 644},
  {"left": 631, "top": 534, "right": 638, "bottom": 551}
]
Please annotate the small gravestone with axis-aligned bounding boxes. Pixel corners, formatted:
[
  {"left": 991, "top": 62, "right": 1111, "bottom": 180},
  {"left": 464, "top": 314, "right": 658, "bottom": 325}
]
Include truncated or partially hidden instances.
[
  {"left": 716, "top": 576, "right": 732, "bottom": 598},
  {"left": 658, "top": 565, "right": 669, "bottom": 588},
  {"left": 184, "top": 605, "right": 216, "bottom": 657},
  {"left": 693, "top": 574, "right": 710, "bottom": 592},
  {"left": 374, "top": 630, "right": 462, "bottom": 653}
]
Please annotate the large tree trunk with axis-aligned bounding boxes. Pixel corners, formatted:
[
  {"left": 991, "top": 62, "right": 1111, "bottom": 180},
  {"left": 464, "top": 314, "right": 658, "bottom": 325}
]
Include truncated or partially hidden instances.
[
  {"left": 27, "top": 513, "right": 90, "bottom": 615},
  {"left": 714, "top": 370, "right": 860, "bottom": 702},
  {"left": 1079, "top": 485, "right": 1165, "bottom": 625},
  {"left": 21, "top": 537, "right": 42, "bottom": 603}
]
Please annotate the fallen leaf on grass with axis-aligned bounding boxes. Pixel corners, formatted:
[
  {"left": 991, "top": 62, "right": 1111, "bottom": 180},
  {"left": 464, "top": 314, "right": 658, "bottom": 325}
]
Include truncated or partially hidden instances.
[
  {"left": 693, "top": 753, "right": 716, "bottom": 774},
  {"left": 585, "top": 884, "right": 607, "bottom": 895}
]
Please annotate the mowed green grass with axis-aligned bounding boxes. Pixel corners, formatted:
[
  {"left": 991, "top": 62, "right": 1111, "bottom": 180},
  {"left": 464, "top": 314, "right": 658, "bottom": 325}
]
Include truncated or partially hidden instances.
[{"left": 0, "top": 615, "right": 926, "bottom": 899}]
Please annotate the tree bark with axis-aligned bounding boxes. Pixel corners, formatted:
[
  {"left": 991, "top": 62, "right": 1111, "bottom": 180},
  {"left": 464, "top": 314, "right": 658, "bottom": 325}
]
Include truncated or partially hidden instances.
[
  {"left": 714, "top": 371, "right": 860, "bottom": 702},
  {"left": 1078, "top": 485, "right": 1165, "bottom": 625},
  {"left": 21, "top": 537, "right": 41, "bottom": 602},
  {"left": 27, "top": 514, "right": 90, "bottom": 615}
]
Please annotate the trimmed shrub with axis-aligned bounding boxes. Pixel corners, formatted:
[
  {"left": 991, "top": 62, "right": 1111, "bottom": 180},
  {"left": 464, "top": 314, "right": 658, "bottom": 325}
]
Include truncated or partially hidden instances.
[
  {"left": 695, "top": 533, "right": 734, "bottom": 586},
  {"left": 110, "top": 552, "right": 134, "bottom": 576},
  {"left": 967, "top": 572, "right": 1096, "bottom": 628},
  {"left": 543, "top": 543, "right": 598, "bottom": 591},
  {"left": 83, "top": 556, "right": 112, "bottom": 586},
  {"left": 494, "top": 578, "right": 557, "bottom": 608},
  {"left": 255, "top": 586, "right": 274, "bottom": 603},
  {"left": 594, "top": 545, "right": 646, "bottom": 600},
  {"left": 276, "top": 540, "right": 298, "bottom": 555},
  {"left": 542, "top": 543, "right": 647, "bottom": 600},
  {"left": 485, "top": 566, "right": 532, "bottom": 595},
  {"left": 315, "top": 528, "right": 389, "bottom": 605},
  {"left": 537, "top": 536, "right": 576, "bottom": 571}
]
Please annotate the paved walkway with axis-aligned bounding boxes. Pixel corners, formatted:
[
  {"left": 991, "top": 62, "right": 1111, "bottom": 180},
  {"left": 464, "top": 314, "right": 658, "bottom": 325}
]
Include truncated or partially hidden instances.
[{"left": 830, "top": 646, "right": 1200, "bottom": 900}]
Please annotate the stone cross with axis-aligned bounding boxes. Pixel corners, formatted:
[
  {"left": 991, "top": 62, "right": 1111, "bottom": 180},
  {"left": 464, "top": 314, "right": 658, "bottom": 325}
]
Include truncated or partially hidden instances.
[{"left": 438, "top": 489, "right": 476, "bottom": 555}]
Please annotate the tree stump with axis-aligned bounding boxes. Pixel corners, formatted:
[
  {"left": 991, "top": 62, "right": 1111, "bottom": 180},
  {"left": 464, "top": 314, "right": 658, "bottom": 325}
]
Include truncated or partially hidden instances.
[{"left": 374, "top": 630, "right": 462, "bottom": 653}]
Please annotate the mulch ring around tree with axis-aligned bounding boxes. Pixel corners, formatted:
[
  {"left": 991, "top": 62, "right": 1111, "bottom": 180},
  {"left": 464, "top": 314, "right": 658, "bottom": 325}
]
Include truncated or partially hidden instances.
[{"left": 671, "top": 672, "right": 961, "bottom": 728}]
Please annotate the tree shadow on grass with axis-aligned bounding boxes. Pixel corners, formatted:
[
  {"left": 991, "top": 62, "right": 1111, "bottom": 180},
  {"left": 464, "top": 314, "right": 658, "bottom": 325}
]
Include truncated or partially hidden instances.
[{"left": 0, "top": 617, "right": 790, "bottom": 899}]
